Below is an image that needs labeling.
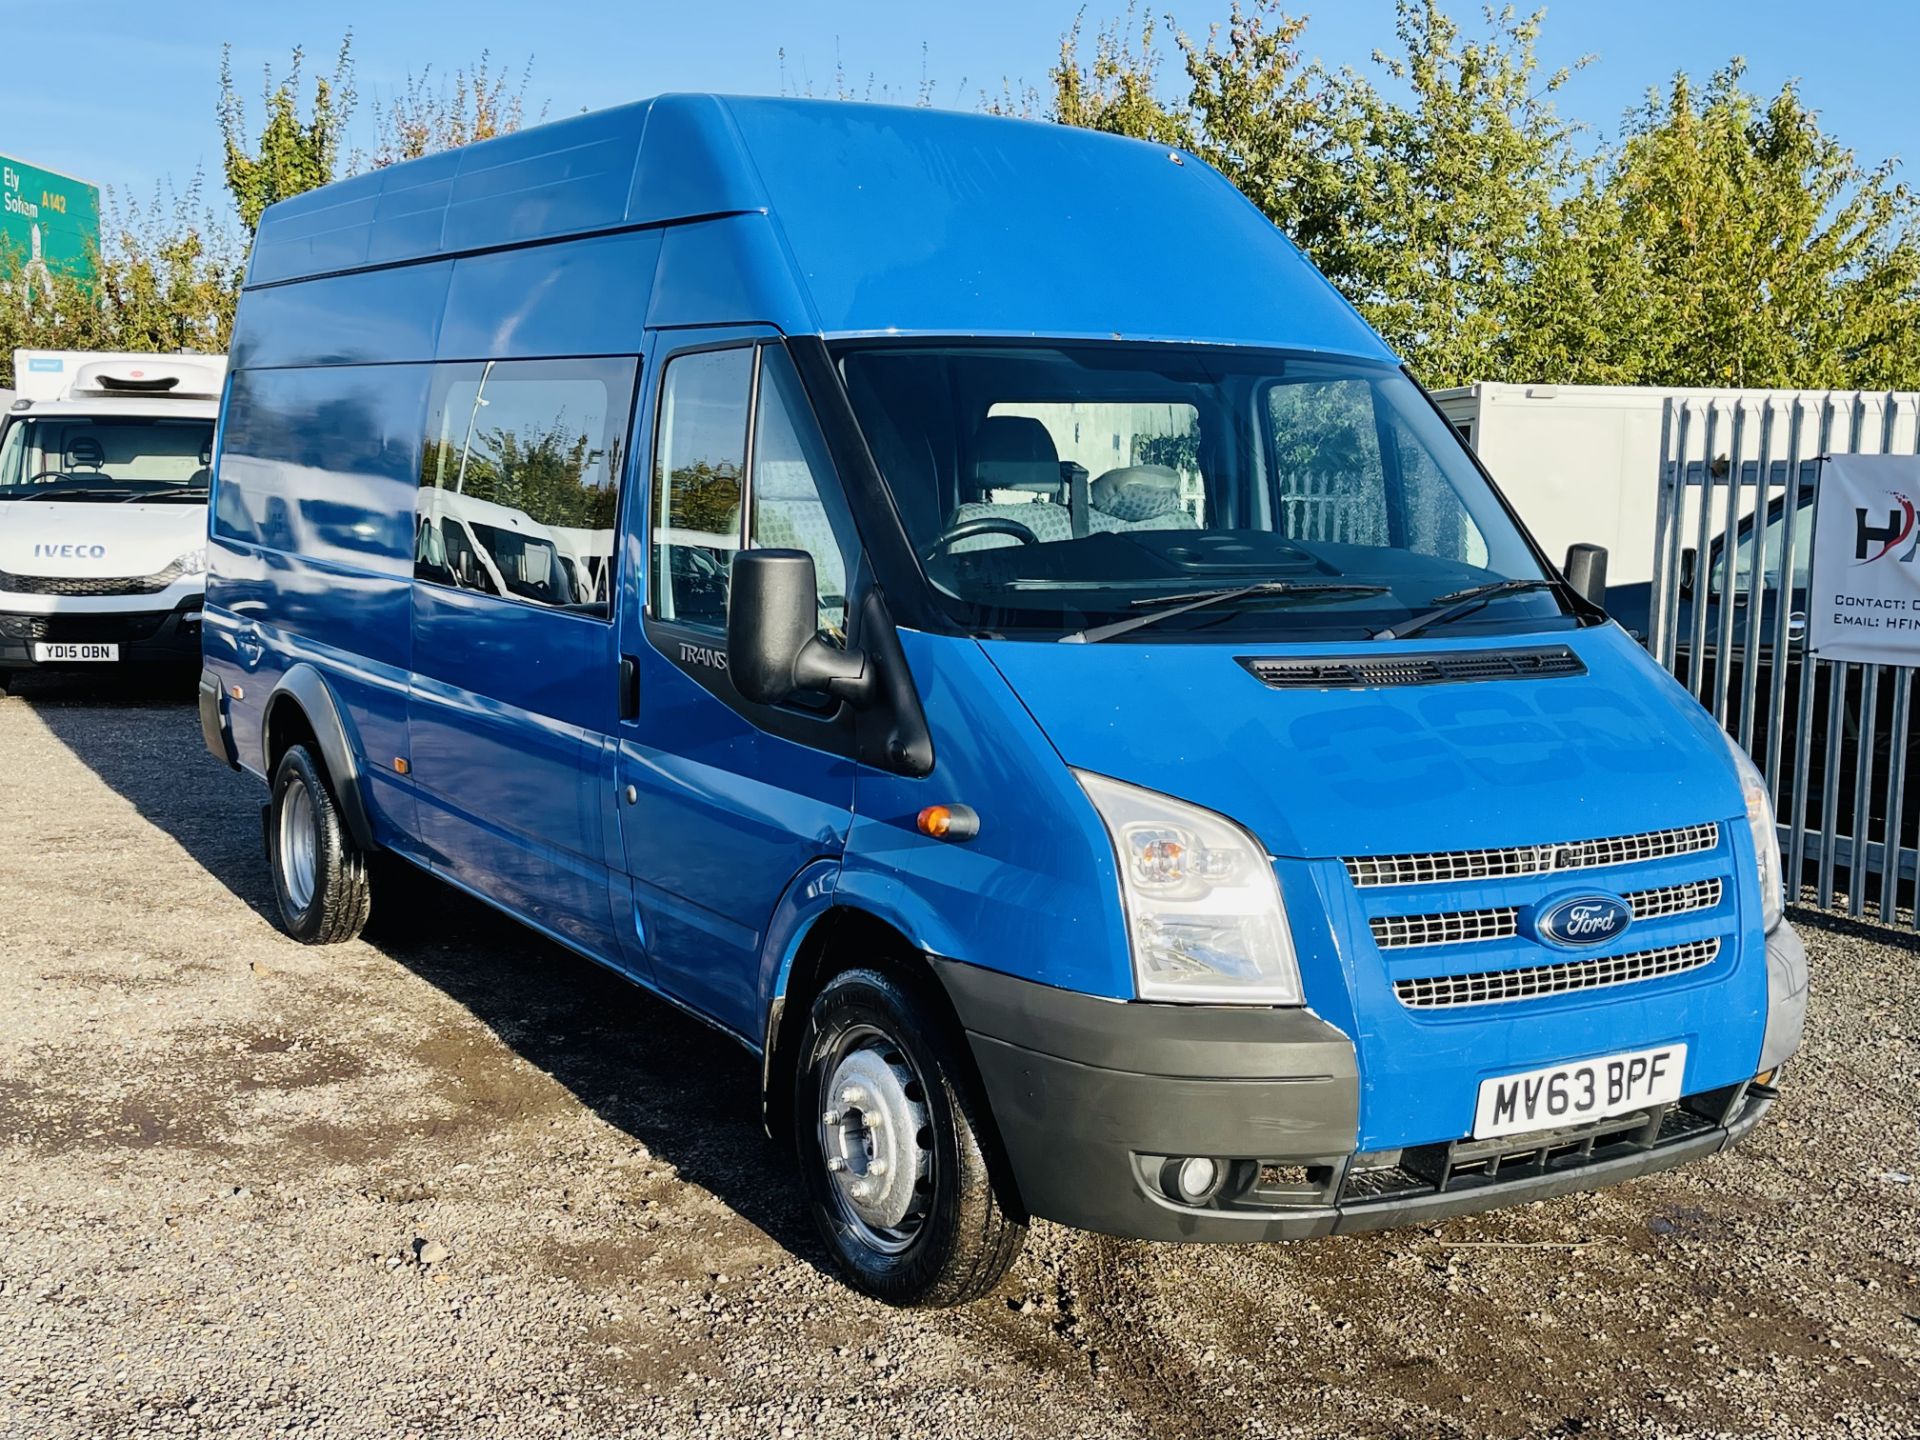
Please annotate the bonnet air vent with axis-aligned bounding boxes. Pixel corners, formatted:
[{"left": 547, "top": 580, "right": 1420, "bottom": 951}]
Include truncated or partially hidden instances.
[{"left": 1238, "top": 645, "right": 1585, "bottom": 691}]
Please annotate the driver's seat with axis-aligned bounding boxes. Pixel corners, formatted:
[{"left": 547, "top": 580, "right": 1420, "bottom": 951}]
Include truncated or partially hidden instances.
[
  {"left": 942, "top": 416, "right": 1074, "bottom": 554},
  {"left": 65, "top": 435, "right": 108, "bottom": 474}
]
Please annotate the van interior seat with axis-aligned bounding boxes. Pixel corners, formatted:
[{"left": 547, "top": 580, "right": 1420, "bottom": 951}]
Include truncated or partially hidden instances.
[
  {"left": 751, "top": 458, "right": 849, "bottom": 623},
  {"left": 1088, "top": 465, "right": 1194, "bottom": 527},
  {"left": 970, "top": 415, "right": 1064, "bottom": 499},
  {"left": 65, "top": 435, "right": 108, "bottom": 472},
  {"left": 944, "top": 415, "right": 1075, "bottom": 553},
  {"left": 944, "top": 462, "right": 1197, "bottom": 554}
]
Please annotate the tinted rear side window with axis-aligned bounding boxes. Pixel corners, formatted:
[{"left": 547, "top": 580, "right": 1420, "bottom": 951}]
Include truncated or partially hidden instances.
[
  {"left": 415, "top": 358, "right": 637, "bottom": 614},
  {"left": 214, "top": 364, "right": 432, "bottom": 570}
]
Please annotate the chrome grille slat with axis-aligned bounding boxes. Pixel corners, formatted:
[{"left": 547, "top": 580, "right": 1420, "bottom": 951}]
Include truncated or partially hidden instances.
[
  {"left": 1392, "top": 938, "right": 1720, "bottom": 1009},
  {"left": 1370, "top": 877, "right": 1723, "bottom": 950},
  {"left": 1345, "top": 822, "right": 1720, "bottom": 889}
]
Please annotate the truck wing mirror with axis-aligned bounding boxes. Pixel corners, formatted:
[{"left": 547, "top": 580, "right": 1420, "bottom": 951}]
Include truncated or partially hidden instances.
[
  {"left": 726, "top": 549, "right": 872, "bottom": 707},
  {"left": 1563, "top": 542, "right": 1609, "bottom": 609}
]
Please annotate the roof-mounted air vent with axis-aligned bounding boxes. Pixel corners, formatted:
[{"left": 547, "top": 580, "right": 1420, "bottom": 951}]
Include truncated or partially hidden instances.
[{"left": 1239, "top": 645, "right": 1586, "bottom": 691}]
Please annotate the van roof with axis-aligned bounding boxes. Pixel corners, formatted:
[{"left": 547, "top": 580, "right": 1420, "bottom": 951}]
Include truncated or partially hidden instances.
[{"left": 247, "top": 94, "right": 1394, "bottom": 360}]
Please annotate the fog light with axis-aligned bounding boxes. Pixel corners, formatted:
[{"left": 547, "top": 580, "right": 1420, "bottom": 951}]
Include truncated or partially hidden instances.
[{"left": 1163, "top": 1155, "right": 1225, "bottom": 1205}]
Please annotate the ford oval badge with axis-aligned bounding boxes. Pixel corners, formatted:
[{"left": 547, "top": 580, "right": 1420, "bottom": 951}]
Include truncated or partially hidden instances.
[{"left": 1531, "top": 893, "right": 1631, "bottom": 948}]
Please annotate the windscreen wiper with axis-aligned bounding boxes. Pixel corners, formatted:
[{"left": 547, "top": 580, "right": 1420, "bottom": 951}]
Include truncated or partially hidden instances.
[
  {"left": 1062, "top": 580, "right": 1389, "bottom": 645},
  {"left": 1369, "top": 578, "right": 1563, "bottom": 641}
]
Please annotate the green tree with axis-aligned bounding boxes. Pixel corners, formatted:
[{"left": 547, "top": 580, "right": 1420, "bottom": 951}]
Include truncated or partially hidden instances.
[
  {"left": 371, "top": 53, "right": 540, "bottom": 168},
  {"left": 1047, "top": 2, "right": 1589, "bottom": 386},
  {"left": 1595, "top": 63, "right": 1920, "bottom": 388},
  {"left": 1335, "top": 2, "right": 1591, "bottom": 386},
  {"left": 0, "top": 183, "right": 240, "bottom": 385},
  {"left": 218, "top": 36, "right": 358, "bottom": 234},
  {"left": 1048, "top": 7, "right": 1190, "bottom": 144}
]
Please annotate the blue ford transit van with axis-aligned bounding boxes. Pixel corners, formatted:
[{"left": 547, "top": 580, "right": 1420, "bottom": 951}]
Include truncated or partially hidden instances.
[{"left": 199, "top": 95, "right": 1806, "bottom": 1306}]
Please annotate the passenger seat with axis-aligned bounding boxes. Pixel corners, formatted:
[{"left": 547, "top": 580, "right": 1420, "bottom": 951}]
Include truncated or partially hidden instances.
[{"left": 1085, "top": 465, "right": 1198, "bottom": 534}]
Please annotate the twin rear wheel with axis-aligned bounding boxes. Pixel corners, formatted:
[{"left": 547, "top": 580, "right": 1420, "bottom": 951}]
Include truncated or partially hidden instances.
[
  {"left": 263, "top": 748, "right": 1026, "bottom": 1305},
  {"left": 267, "top": 744, "right": 371, "bottom": 944}
]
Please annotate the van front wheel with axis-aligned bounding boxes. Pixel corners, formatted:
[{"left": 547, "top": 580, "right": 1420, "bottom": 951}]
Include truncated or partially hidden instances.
[
  {"left": 794, "top": 968, "right": 1026, "bottom": 1306},
  {"left": 267, "top": 744, "right": 371, "bottom": 945}
]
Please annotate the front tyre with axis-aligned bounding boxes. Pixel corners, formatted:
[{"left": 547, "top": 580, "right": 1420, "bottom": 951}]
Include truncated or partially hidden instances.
[
  {"left": 267, "top": 744, "right": 371, "bottom": 945},
  {"left": 794, "top": 968, "right": 1026, "bottom": 1306}
]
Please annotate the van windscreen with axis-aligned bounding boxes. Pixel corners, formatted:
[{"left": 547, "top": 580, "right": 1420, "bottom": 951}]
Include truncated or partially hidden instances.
[
  {"left": 834, "top": 343, "right": 1563, "bottom": 643},
  {"left": 0, "top": 416, "right": 214, "bottom": 504}
]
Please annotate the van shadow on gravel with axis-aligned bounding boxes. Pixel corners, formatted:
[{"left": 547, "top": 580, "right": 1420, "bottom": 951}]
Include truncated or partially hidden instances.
[
  {"left": 13, "top": 668, "right": 283, "bottom": 926},
  {"left": 19, "top": 671, "right": 829, "bottom": 1276},
  {"left": 364, "top": 876, "right": 831, "bottom": 1277}
]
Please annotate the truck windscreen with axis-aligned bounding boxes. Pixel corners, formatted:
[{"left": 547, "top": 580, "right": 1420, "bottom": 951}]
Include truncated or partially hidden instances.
[
  {"left": 0, "top": 416, "right": 214, "bottom": 503},
  {"left": 834, "top": 342, "right": 1566, "bottom": 642}
]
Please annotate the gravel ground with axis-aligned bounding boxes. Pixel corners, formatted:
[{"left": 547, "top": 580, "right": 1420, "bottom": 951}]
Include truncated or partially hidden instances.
[{"left": 1, "top": 672, "right": 1917, "bottom": 1440}]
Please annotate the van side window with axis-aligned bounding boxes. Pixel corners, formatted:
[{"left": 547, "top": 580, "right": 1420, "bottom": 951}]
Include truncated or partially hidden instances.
[
  {"left": 651, "top": 347, "right": 752, "bottom": 631},
  {"left": 416, "top": 357, "right": 637, "bottom": 613},
  {"left": 750, "top": 347, "right": 858, "bottom": 646},
  {"left": 1389, "top": 409, "right": 1491, "bottom": 567},
  {"left": 1266, "top": 379, "right": 1391, "bottom": 547}
]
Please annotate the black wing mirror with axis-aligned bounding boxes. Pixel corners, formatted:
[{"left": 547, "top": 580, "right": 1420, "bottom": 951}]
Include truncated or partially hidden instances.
[
  {"left": 726, "top": 550, "right": 872, "bottom": 707},
  {"left": 1563, "top": 543, "right": 1609, "bottom": 609}
]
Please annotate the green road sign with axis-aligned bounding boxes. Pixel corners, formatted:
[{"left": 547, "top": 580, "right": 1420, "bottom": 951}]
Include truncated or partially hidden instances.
[{"left": 1, "top": 153, "right": 100, "bottom": 292}]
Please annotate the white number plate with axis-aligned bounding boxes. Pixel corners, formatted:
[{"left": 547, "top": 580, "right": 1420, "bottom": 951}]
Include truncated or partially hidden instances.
[
  {"left": 32, "top": 642, "right": 119, "bottom": 662},
  {"left": 1473, "top": 1044, "right": 1686, "bottom": 1139}
]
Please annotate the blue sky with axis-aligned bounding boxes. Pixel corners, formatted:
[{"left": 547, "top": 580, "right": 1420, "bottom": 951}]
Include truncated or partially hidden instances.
[{"left": 2, "top": 0, "right": 1912, "bottom": 222}]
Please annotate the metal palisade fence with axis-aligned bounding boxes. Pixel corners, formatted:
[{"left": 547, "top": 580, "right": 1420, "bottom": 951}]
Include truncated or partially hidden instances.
[{"left": 1649, "top": 390, "right": 1920, "bottom": 923}]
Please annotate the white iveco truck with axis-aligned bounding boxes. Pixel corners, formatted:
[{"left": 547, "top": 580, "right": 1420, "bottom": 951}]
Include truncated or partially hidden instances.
[{"left": 0, "top": 350, "right": 226, "bottom": 690}]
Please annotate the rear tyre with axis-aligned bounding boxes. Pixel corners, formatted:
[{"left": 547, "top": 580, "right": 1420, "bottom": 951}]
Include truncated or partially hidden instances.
[
  {"left": 267, "top": 744, "right": 371, "bottom": 945},
  {"left": 794, "top": 967, "right": 1026, "bottom": 1307}
]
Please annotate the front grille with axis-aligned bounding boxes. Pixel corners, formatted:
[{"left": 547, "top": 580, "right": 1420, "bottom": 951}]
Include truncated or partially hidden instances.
[
  {"left": 1372, "top": 906, "right": 1518, "bottom": 949},
  {"left": 0, "top": 562, "right": 184, "bottom": 597},
  {"left": 1337, "top": 1092, "right": 1738, "bottom": 1205},
  {"left": 1628, "top": 877, "right": 1723, "bottom": 920},
  {"left": 1239, "top": 645, "right": 1584, "bottom": 691},
  {"left": 1391, "top": 937, "right": 1720, "bottom": 1009},
  {"left": 1346, "top": 822, "right": 1720, "bottom": 888},
  {"left": 1370, "top": 877, "right": 1723, "bottom": 950}
]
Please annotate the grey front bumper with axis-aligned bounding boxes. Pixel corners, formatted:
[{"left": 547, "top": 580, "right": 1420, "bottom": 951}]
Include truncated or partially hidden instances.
[
  {"left": 1760, "top": 921, "right": 1808, "bottom": 1075},
  {"left": 935, "top": 956, "right": 1788, "bottom": 1245}
]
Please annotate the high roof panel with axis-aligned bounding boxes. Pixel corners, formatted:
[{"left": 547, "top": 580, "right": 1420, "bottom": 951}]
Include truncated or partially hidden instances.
[
  {"left": 246, "top": 96, "right": 766, "bottom": 288},
  {"left": 245, "top": 94, "right": 1394, "bottom": 360}
]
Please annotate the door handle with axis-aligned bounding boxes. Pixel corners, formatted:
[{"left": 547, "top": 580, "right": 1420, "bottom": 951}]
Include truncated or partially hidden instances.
[
  {"left": 619, "top": 654, "right": 641, "bottom": 720},
  {"left": 237, "top": 625, "right": 265, "bottom": 668}
]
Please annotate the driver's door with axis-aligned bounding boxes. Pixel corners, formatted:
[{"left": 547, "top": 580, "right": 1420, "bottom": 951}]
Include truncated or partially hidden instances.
[{"left": 612, "top": 330, "right": 864, "bottom": 1039}]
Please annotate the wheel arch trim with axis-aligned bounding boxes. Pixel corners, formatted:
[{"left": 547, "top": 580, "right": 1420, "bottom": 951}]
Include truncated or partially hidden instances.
[{"left": 262, "top": 664, "right": 376, "bottom": 851}]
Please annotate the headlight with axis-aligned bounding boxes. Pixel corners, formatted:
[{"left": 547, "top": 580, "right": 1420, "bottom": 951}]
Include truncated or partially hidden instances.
[
  {"left": 172, "top": 546, "right": 208, "bottom": 576},
  {"left": 1723, "top": 731, "right": 1784, "bottom": 932},
  {"left": 1076, "top": 770, "right": 1302, "bottom": 1005}
]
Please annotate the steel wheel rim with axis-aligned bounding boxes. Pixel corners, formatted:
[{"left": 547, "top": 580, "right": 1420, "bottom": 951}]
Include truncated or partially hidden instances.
[
  {"left": 816, "top": 1022, "right": 934, "bottom": 1256},
  {"left": 279, "top": 776, "right": 318, "bottom": 913}
]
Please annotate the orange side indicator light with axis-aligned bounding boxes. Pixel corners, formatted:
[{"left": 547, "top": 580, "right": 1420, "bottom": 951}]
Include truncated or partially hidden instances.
[
  {"left": 393, "top": 757, "right": 411, "bottom": 776},
  {"left": 916, "top": 803, "right": 980, "bottom": 842}
]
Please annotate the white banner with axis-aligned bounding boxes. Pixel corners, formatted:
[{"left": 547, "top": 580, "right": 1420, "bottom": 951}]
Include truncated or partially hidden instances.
[{"left": 1807, "top": 452, "right": 1920, "bottom": 664}]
